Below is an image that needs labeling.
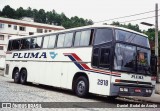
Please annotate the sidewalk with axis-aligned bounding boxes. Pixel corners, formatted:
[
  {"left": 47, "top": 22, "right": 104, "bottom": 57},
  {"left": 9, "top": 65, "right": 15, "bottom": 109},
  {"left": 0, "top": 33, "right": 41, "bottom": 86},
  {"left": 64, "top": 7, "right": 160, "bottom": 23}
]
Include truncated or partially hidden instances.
[{"left": 0, "top": 70, "right": 160, "bottom": 103}]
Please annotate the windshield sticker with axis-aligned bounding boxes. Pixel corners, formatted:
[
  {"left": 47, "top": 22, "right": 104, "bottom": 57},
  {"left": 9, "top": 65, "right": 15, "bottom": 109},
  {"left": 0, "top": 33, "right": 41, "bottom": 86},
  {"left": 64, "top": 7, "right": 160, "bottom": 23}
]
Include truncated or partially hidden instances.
[{"left": 138, "top": 52, "right": 147, "bottom": 65}]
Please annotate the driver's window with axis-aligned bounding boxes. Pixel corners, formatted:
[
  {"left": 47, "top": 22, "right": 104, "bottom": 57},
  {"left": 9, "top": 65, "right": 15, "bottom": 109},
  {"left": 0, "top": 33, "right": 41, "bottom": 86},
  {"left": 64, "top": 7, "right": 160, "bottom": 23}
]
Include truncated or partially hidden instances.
[{"left": 99, "top": 48, "right": 110, "bottom": 66}]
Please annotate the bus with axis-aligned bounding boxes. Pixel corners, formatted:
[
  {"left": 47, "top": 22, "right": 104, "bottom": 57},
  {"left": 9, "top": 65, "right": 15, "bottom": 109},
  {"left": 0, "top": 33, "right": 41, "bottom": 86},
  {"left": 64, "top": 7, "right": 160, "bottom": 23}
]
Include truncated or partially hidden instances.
[{"left": 4, "top": 25, "right": 157, "bottom": 98}]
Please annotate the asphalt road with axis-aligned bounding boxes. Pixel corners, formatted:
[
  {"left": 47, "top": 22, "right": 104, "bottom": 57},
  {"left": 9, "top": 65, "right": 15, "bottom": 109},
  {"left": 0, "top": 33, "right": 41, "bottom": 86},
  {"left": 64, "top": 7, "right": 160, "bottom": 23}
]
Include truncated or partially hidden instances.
[{"left": 0, "top": 71, "right": 159, "bottom": 110}]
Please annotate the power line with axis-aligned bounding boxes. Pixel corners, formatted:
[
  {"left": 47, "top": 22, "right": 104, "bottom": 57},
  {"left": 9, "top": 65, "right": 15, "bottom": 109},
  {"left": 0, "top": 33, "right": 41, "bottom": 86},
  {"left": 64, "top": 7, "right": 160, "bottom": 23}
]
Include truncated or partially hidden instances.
[
  {"left": 119, "top": 15, "right": 160, "bottom": 24},
  {"left": 94, "top": 9, "right": 160, "bottom": 23}
]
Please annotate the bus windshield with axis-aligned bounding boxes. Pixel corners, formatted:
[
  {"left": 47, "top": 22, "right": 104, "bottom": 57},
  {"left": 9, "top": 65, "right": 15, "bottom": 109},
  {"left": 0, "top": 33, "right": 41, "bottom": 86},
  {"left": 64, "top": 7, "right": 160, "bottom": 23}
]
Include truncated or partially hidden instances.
[
  {"left": 115, "top": 29, "right": 150, "bottom": 48},
  {"left": 114, "top": 29, "right": 151, "bottom": 75}
]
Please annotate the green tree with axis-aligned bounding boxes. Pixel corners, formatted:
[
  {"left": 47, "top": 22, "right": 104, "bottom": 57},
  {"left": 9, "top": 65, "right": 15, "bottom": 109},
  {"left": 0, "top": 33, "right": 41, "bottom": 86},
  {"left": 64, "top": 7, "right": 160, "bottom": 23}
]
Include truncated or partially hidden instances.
[
  {"left": 0, "top": 5, "right": 93, "bottom": 28},
  {"left": 36, "top": 9, "right": 46, "bottom": 23},
  {"left": 26, "top": 7, "right": 33, "bottom": 17},
  {"left": 111, "top": 21, "right": 141, "bottom": 32},
  {"left": 16, "top": 7, "right": 25, "bottom": 19},
  {"left": 1, "top": 5, "right": 16, "bottom": 18},
  {"left": 33, "top": 9, "right": 39, "bottom": 22}
]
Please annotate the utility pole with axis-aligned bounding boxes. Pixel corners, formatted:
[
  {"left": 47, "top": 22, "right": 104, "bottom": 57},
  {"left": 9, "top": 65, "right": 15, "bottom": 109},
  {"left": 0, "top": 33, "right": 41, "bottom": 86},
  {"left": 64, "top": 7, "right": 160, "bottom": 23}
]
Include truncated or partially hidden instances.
[{"left": 155, "top": 3, "right": 159, "bottom": 82}]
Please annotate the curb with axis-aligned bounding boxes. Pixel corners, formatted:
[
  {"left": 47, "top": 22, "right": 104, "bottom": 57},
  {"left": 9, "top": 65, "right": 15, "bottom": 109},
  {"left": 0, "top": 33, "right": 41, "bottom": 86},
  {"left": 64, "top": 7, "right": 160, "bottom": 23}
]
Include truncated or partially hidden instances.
[{"left": 121, "top": 96, "right": 160, "bottom": 104}]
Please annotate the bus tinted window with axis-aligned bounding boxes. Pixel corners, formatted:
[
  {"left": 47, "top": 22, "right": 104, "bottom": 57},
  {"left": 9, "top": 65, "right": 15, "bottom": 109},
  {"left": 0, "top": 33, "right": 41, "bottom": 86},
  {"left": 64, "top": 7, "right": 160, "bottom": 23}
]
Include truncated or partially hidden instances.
[
  {"left": 115, "top": 30, "right": 150, "bottom": 48},
  {"left": 74, "top": 30, "right": 91, "bottom": 47},
  {"left": 94, "top": 29, "right": 113, "bottom": 45},
  {"left": 30, "top": 37, "right": 42, "bottom": 49},
  {"left": 43, "top": 36, "right": 49, "bottom": 48},
  {"left": 48, "top": 35, "right": 56, "bottom": 48},
  {"left": 21, "top": 38, "right": 30, "bottom": 49},
  {"left": 64, "top": 33, "right": 73, "bottom": 47},
  {"left": 57, "top": 34, "right": 65, "bottom": 47},
  {"left": 7, "top": 40, "right": 12, "bottom": 51},
  {"left": 12, "top": 39, "right": 21, "bottom": 50}
]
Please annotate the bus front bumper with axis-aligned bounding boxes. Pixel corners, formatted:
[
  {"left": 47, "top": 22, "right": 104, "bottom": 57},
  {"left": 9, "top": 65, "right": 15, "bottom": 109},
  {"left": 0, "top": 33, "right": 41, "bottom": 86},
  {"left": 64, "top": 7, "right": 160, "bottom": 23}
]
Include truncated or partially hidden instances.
[{"left": 111, "top": 83, "right": 154, "bottom": 97}]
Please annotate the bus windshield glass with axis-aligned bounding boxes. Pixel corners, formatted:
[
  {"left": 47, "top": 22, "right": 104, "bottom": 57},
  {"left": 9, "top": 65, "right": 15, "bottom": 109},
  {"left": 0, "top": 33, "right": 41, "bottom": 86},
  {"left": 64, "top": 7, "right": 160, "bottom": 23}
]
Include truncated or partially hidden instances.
[
  {"left": 114, "top": 29, "right": 151, "bottom": 75},
  {"left": 115, "top": 29, "right": 150, "bottom": 48}
]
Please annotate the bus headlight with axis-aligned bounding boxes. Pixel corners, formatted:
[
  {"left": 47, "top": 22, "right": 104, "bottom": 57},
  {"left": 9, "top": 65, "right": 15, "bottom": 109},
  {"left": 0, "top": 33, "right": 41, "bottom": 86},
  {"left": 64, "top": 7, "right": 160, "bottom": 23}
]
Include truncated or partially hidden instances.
[
  {"left": 124, "top": 88, "right": 128, "bottom": 92},
  {"left": 146, "top": 89, "right": 149, "bottom": 93},
  {"left": 120, "top": 87, "right": 128, "bottom": 92},
  {"left": 148, "top": 89, "right": 152, "bottom": 93},
  {"left": 146, "top": 89, "right": 152, "bottom": 93},
  {"left": 120, "top": 88, "right": 124, "bottom": 92}
]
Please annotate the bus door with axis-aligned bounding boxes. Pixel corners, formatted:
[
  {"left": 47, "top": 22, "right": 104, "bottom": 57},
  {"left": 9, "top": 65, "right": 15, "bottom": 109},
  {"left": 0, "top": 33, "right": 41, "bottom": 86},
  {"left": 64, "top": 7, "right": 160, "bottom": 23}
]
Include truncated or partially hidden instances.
[
  {"left": 92, "top": 28, "right": 113, "bottom": 69},
  {"left": 90, "top": 28, "right": 113, "bottom": 94}
]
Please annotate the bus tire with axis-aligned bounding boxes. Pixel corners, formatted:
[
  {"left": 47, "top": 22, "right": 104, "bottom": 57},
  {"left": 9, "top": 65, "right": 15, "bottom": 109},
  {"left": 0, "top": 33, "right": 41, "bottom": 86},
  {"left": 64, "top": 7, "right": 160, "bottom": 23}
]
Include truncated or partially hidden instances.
[
  {"left": 13, "top": 68, "right": 20, "bottom": 83},
  {"left": 20, "top": 69, "right": 27, "bottom": 84},
  {"left": 107, "top": 96, "right": 118, "bottom": 101},
  {"left": 75, "top": 76, "right": 89, "bottom": 98}
]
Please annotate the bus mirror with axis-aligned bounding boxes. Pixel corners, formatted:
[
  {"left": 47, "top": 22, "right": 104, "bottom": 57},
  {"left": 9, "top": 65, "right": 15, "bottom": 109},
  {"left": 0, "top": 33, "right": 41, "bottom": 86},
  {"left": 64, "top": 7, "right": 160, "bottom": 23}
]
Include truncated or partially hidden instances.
[{"left": 150, "top": 55, "right": 157, "bottom": 75}]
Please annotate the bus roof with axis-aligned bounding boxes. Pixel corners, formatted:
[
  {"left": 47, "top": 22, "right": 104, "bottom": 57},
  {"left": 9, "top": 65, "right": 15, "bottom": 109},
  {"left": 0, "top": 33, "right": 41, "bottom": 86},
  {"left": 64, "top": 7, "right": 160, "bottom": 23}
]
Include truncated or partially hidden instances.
[{"left": 9, "top": 24, "right": 148, "bottom": 40}]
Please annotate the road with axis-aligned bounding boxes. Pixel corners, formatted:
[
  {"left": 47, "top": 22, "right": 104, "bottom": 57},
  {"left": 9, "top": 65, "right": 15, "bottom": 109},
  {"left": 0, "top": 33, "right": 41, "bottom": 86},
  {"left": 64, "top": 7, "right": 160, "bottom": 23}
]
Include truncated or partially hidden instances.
[{"left": 0, "top": 71, "right": 159, "bottom": 110}]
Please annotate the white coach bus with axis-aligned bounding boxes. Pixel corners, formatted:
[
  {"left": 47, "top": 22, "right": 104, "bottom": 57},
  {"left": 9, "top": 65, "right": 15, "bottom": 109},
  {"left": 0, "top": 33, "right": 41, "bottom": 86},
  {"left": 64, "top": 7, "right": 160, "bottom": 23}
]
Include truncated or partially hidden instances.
[{"left": 4, "top": 25, "right": 157, "bottom": 98}]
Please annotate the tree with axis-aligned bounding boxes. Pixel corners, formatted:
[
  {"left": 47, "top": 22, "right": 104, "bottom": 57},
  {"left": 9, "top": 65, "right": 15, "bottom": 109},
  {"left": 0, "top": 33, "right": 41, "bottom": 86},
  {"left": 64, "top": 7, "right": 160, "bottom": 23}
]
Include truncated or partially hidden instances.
[
  {"left": 0, "top": 5, "right": 93, "bottom": 28},
  {"left": 33, "top": 9, "right": 39, "bottom": 22},
  {"left": 111, "top": 21, "right": 141, "bottom": 32},
  {"left": 16, "top": 7, "right": 25, "bottom": 19},
  {"left": 25, "top": 7, "right": 33, "bottom": 17},
  {"left": 38, "top": 9, "right": 46, "bottom": 23},
  {"left": 1, "top": 5, "right": 16, "bottom": 18}
]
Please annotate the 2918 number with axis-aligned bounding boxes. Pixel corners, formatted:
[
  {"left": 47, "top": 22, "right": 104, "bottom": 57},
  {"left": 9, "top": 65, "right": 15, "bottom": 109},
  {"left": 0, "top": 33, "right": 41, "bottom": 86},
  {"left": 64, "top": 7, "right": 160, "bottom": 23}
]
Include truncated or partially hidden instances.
[{"left": 97, "top": 79, "right": 108, "bottom": 86}]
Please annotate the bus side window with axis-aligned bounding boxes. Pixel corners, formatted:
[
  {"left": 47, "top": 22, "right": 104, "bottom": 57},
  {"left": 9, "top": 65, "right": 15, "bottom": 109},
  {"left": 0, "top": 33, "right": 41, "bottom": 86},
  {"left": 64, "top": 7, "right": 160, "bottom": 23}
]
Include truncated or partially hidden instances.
[
  {"left": 12, "top": 39, "right": 21, "bottom": 50},
  {"left": 80, "top": 30, "right": 91, "bottom": 46},
  {"left": 57, "top": 34, "right": 65, "bottom": 48},
  {"left": 30, "top": 38, "right": 36, "bottom": 49},
  {"left": 30, "top": 37, "right": 42, "bottom": 49},
  {"left": 94, "top": 28, "right": 113, "bottom": 45},
  {"left": 99, "top": 48, "right": 110, "bottom": 68},
  {"left": 74, "top": 29, "right": 93, "bottom": 47},
  {"left": 48, "top": 35, "right": 56, "bottom": 48},
  {"left": 92, "top": 48, "right": 99, "bottom": 67},
  {"left": 36, "top": 37, "right": 42, "bottom": 48},
  {"left": 21, "top": 38, "right": 30, "bottom": 50},
  {"left": 64, "top": 33, "right": 73, "bottom": 47},
  {"left": 7, "top": 40, "right": 12, "bottom": 51},
  {"left": 74, "top": 32, "right": 81, "bottom": 46},
  {"left": 43, "top": 36, "right": 49, "bottom": 48}
]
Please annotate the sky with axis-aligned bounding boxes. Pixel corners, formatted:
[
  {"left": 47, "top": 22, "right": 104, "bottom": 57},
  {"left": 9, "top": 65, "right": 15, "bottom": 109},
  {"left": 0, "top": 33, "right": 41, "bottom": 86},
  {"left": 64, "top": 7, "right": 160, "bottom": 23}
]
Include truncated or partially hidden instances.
[{"left": 0, "top": 0, "right": 159, "bottom": 30}]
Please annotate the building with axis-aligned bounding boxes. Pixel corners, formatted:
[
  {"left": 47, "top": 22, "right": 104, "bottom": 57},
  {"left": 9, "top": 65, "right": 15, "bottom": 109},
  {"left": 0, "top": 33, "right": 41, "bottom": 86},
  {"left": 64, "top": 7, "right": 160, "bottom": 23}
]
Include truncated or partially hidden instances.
[{"left": 0, "top": 17, "right": 65, "bottom": 69}]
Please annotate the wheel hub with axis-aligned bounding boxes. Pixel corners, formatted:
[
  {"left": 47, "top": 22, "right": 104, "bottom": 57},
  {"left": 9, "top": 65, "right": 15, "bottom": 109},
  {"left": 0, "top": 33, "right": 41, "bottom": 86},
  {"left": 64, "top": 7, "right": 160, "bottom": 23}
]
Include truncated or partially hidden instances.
[{"left": 77, "top": 81, "right": 85, "bottom": 94}]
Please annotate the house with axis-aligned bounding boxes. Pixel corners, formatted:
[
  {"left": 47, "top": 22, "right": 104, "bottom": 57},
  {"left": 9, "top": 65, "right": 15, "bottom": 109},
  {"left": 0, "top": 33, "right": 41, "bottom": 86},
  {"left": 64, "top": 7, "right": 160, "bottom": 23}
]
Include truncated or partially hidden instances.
[{"left": 0, "top": 17, "right": 65, "bottom": 69}]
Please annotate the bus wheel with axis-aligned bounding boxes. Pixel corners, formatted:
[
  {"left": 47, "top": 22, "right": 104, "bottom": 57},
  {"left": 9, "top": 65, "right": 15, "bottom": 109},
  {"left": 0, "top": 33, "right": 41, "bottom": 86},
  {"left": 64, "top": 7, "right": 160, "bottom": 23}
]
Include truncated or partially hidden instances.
[
  {"left": 20, "top": 69, "right": 27, "bottom": 84},
  {"left": 75, "top": 76, "right": 89, "bottom": 98},
  {"left": 13, "top": 68, "right": 20, "bottom": 83}
]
